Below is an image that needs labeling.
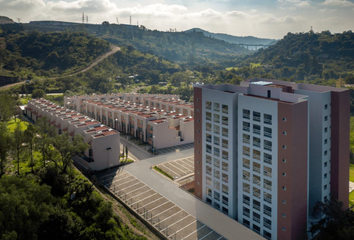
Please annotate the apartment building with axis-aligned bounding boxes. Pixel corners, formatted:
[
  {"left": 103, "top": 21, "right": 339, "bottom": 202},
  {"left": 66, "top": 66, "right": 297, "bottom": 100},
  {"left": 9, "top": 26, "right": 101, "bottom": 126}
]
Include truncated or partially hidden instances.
[
  {"left": 194, "top": 79, "right": 349, "bottom": 240},
  {"left": 66, "top": 94, "right": 195, "bottom": 150},
  {"left": 26, "top": 99, "right": 121, "bottom": 172}
]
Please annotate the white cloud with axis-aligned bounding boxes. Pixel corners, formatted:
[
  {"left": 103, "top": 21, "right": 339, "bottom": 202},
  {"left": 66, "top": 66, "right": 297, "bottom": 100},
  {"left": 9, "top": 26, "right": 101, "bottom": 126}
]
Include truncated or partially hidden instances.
[
  {"left": 322, "top": 0, "right": 354, "bottom": 7},
  {"left": 319, "top": 8, "right": 338, "bottom": 12}
]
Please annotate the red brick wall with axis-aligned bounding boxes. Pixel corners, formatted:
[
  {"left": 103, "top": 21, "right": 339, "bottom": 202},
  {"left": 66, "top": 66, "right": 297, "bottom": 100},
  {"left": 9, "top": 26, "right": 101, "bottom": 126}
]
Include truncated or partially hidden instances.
[{"left": 194, "top": 87, "right": 203, "bottom": 200}]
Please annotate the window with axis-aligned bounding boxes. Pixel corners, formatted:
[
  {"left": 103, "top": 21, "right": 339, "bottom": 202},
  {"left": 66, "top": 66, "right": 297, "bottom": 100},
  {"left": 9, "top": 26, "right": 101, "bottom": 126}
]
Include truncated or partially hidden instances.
[
  {"left": 253, "top": 225, "right": 261, "bottom": 234},
  {"left": 253, "top": 111, "right": 261, "bottom": 122},
  {"left": 222, "top": 207, "right": 228, "bottom": 214},
  {"left": 253, "top": 200, "right": 261, "bottom": 211},
  {"left": 253, "top": 175, "right": 261, "bottom": 186},
  {"left": 222, "top": 127, "right": 228, "bottom": 137},
  {"left": 206, "top": 197, "right": 212, "bottom": 205},
  {"left": 206, "top": 122, "right": 212, "bottom": 131},
  {"left": 206, "top": 166, "right": 212, "bottom": 175},
  {"left": 282, "top": 159, "right": 287, "bottom": 163},
  {"left": 214, "top": 114, "right": 220, "bottom": 123},
  {"left": 214, "top": 136, "right": 220, "bottom": 146},
  {"left": 282, "top": 227, "right": 286, "bottom": 231},
  {"left": 222, "top": 104, "right": 228, "bottom": 114},
  {"left": 214, "top": 202, "right": 220, "bottom": 209},
  {"left": 253, "top": 137, "right": 261, "bottom": 148},
  {"left": 324, "top": 150, "right": 328, "bottom": 156},
  {"left": 243, "top": 195, "right": 250, "bottom": 205},
  {"left": 253, "top": 212, "right": 261, "bottom": 223},
  {"left": 283, "top": 117, "right": 287, "bottom": 121},
  {"left": 282, "top": 172, "right": 287, "bottom": 177},
  {"left": 214, "top": 147, "right": 220, "bottom": 157},
  {"left": 264, "top": 153, "right": 272, "bottom": 165},
  {"left": 206, "top": 144, "right": 212, "bottom": 154},
  {"left": 243, "top": 134, "right": 250, "bottom": 144},
  {"left": 222, "top": 161, "right": 228, "bottom": 172},
  {"left": 264, "top": 205, "right": 272, "bottom": 217},
  {"left": 243, "top": 122, "right": 250, "bottom": 132},
  {"left": 214, "top": 169, "right": 220, "bottom": 179},
  {"left": 222, "top": 184, "right": 229, "bottom": 194},
  {"left": 206, "top": 133, "right": 212, "bottom": 143},
  {"left": 214, "top": 103, "right": 220, "bottom": 112},
  {"left": 283, "top": 131, "right": 287, "bottom": 135},
  {"left": 283, "top": 186, "right": 286, "bottom": 190},
  {"left": 243, "top": 182, "right": 250, "bottom": 193},
  {"left": 253, "top": 124, "right": 261, "bottom": 135},
  {"left": 264, "top": 114, "right": 272, "bottom": 124},
  {"left": 324, "top": 127, "right": 328, "bottom": 133},
  {"left": 282, "top": 213, "right": 286, "bottom": 218},
  {"left": 243, "top": 158, "right": 250, "bottom": 169},
  {"left": 324, "top": 173, "right": 327, "bottom": 179},
  {"left": 264, "top": 140, "right": 272, "bottom": 151},
  {"left": 243, "top": 146, "right": 250, "bottom": 157},
  {"left": 324, "top": 139, "right": 328, "bottom": 144},
  {"left": 222, "top": 195, "right": 228, "bottom": 206},
  {"left": 264, "top": 166, "right": 272, "bottom": 178},
  {"left": 324, "top": 116, "right": 328, "bottom": 121},
  {"left": 253, "top": 162, "right": 261, "bottom": 173},
  {"left": 243, "top": 109, "right": 250, "bottom": 119},
  {"left": 264, "top": 179, "right": 272, "bottom": 191},
  {"left": 206, "top": 187, "right": 212, "bottom": 196},
  {"left": 282, "top": 200, "right": 286, "bottom": 204},
  {"left": 206, "top": 176, "right": 212, "bottom": 186},
  {"left": 264, "top": 127, "right": 272, "bottom": 138},
  {"left": 263, "top": 230, "right": 272, "bottom": 240},
  {"left": 253, "top": 187, "right": 261, "bottom": 198},
  {"left": 206, "top": 155, "right": 212, "bottom": 164},
  {"left": 324, "top": 104, "right": 328, "bottom": 110},
  {"left": 222, "top": 150, "right": 228, "bottom": 160},
  {"left": 283, "top": 145, "right": 287, "bottom": 149},
  {"left": 222, "top": 139, "right": 228, "bottom": 148},
  {"left": 253, "top": 149, "right": 261, "bottom": 160},
  {"left": 264, "top": 218, "right": 272, "bottom": 230},
  {"left": 243, "top": 170, "right": 250, "bottom": 181},
  {"left": 214, "top": 191, "right": 220, "bottom": 201},
  {"left": 243, "top": 219, "right": 250, "bottom": 228},
  {"left": 206, "top": 101, "right": 211, "bottom": 110},
  {"left": 214, "top": 180, "right": 220, "bottom": 190},
  {"left": 206, "top": 112, "right": 212, "bottom": 121},
  {"left": 214, "top": 158, "right": 220, "bottom": 168},
  {"left": 214, "top": 125, "right": 220, "bottom": 134},
  {"left": 324, "top": 184, "right": 327, "bottom": 190},
  {"left": 222, "top": 116, "right": 228, "bottom": 126}
]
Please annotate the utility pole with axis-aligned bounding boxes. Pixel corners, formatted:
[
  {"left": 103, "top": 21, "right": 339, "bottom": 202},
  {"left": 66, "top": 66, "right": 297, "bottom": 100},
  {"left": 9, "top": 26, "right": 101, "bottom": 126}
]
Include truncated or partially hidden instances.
[
  {"left": 130, "top": 15, "right": 131, "bottom": 25},
  {"left": 82, "top": 12, "right": 84, "bottom": 24},
  {"left": 116, "top": 17, "right": 119, "bottom": 24}
]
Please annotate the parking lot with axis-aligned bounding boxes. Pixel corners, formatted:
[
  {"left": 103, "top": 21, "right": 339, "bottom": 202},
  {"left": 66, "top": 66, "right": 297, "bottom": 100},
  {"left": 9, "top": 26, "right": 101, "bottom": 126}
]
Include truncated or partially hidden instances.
[
  {"left": 97, "top": 170, "right": 226, "bottom": 240},
  {"left": 156, "top": 143, "right": 194, "bottom": 155},
  {"left": 155, "top": 157, "right": 194, "bottom": 180}
]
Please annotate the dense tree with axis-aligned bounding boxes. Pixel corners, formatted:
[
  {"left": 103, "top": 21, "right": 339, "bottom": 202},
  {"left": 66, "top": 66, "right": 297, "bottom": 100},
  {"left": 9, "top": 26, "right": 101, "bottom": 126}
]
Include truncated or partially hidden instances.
[
  {"left": 32, "top": 89, "right": 45, "bottom": 99},
  {"left": 0, "top": 122, "right": 11, "bottom": 176},
  {"left": 24, "top": 124, "right": 36, "bottom": 173},
  {"left": 0, "top": 92, "right": 15, "bottom": 122},
  {"left": 11, "top": 122, "right": 25, "bottom": 175}
]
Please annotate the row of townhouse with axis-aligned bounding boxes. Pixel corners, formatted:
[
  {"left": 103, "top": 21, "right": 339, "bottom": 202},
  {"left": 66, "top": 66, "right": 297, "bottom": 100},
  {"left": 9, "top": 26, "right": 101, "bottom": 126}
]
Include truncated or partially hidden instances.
[
  {"left": 64, "top": 93, "right": 180, "bottom": 113},
  {"left": 25, "top": 98, "right": 121, "bottom": 171},
  {"left": 64, "top": 94, "right": 195, "bottom": 149}
]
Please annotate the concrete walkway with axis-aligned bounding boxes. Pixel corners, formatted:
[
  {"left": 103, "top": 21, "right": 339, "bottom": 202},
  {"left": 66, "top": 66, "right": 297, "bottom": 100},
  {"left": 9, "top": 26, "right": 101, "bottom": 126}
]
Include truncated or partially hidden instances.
[
  {"left": 123, "top": 159, "right": 264, "bottom": 240},
  {"left": 349, "top": 181, "right": 354, "bottom": 193}
]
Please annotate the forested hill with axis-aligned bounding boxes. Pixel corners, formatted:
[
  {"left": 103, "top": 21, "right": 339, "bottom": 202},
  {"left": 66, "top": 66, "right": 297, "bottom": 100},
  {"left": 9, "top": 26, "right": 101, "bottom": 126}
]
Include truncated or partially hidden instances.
[
  {"left": 0, "top": 16, "right": 14, "bottom": 24},
  {"left": 185, "top": 28, "right": 277, "bottom": 45},
  {"left": 87, "top": 24, "right": 250, "bottom": 66},
  {"left": 236, "top": 31, "right": 354, "bottom": 82},
  {"left": 0, "top": 30, "right": 110, "bottom": 79}
]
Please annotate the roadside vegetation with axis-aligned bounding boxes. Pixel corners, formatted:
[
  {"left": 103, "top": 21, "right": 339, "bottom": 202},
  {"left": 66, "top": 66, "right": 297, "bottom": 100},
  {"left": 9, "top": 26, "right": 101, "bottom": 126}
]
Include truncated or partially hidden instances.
[
  {"left": 0, "top": 91, "right": 151, "bottom": 240},
  {"left": 153, "top": 166, "right": 174, "bottom": 180}
]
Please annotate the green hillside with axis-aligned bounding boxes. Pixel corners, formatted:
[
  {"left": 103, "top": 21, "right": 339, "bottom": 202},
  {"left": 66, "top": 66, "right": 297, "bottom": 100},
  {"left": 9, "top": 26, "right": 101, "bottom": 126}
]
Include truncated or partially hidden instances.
[
  {"left": 0, "top": 16, "right": 14, "bottom": 24},
  {"left": 0, "top": 30, "right": 110, "bottom": 79},
  {"left": 232, "top": 31, "right": 354, "bottom": 83}
]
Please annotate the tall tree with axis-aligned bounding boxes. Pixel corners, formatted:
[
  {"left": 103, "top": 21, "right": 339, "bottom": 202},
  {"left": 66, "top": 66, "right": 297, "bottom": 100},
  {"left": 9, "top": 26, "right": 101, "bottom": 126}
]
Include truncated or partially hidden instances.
[
  {"left": 11, "top": 122, "right": 25, "bottom": 175},
  {"left": 0, "top": 122, "right": 11, "bottom": 176},
  {"left": 52, "top": 133, "right": 88, "bottom": 174},
  {"left": 0, "top": 91, "right": 15, "bottom": 122},
  {"left": 35, "top": 116, "right": 56, "bottom": 167},
  {"left": 24, "top": 124, "right": 37, "bottom": 173}
]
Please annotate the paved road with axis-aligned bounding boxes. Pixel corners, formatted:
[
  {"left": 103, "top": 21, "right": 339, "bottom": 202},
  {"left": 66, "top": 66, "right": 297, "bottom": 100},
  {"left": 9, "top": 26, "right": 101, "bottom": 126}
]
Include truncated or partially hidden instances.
[
  {"left": 119, "top": 137, "right": 152, "bottom": 161},
  {"left": 122, "top": 159, "right": 264, "bottom": 240}
]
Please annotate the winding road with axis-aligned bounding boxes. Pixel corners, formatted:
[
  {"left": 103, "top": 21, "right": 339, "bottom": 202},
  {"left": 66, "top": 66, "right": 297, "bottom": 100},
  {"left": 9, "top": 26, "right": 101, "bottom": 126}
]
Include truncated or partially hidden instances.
[{"left": 0, "top": 45, "right": 120, "bottom": 90}]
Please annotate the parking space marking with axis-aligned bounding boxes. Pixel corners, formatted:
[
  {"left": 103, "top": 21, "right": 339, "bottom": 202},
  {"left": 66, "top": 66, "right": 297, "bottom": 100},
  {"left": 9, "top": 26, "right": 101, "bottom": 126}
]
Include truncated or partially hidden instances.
[
  {"left": 139, "top": 196, "right": 164, "bottom": 209},
  {"left": 119, "top": 181, "right": 141, "bottom": 191},
  {"left": 181, "top": 224, "right": 206, "bottom": 240},
  {"left": 155, "top": 209, "right": 183, "bottom": 224},
  {"left": 133, "top": 193, "right": 159, "bottom": 204},
  {"left": 174, "top": 220, "right": 197, "bottom": 235},
  {"left": 152, "top": 205, "right": 179, "bottom": 218},
  {"left": 161, "top": 214, "right": 190, "bottom": 231},
  {"left": 124, "top": 185, "right": 147, "bottom": 195},
  {"left": 147, "top": 200, "right": 172, "bottom": 213},
  {"left": 198, "top": 230, "right": 214, "bottom": 240}
]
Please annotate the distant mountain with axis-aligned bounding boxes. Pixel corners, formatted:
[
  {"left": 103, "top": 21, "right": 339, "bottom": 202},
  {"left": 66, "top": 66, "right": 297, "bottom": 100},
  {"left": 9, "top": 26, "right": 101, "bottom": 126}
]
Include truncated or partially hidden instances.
[
  {"left": 185, "top": 28, "right": 277, "bottom": 46},
  {"left": 0, "top": 16, "right": 14, "bottom": 24}
]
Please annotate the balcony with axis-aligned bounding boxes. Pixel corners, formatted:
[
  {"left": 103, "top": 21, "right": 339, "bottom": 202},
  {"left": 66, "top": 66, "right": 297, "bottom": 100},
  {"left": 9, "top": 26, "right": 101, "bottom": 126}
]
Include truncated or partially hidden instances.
[
  {"left": 253, "top": 216, "right": 260, "bottom": 223},
  {"left": 264, "top": 118, "right": 272, "bottom": 125},
  {"left": 243, "top": 138, "right": 250, "bottom": 144},
  {"left": 222, "top": 199, "right": 228, "bottom": 206},
  {"left": 253, "top": 141, "right": 261, "bottom": 148},
  {"left": 243, "top": 113, "right": 250, "bottom": 119},
  {"left": 264, "top": 210, "right": 271, "bottom": 217},
  {"left": 214, "top": 118, "right": 220, "bottom": 124},
  {"left": 222, "top": 143, "right": 228, "bottom": 148},
  {"left": 222, "top": 154, "right": 228, "bottom": 160},
  {"left": 215, "top": 140, "right": 220, "bottom": 145},
  {"left": 264, "top": 132, "right": 272, "bottom": 138},
  {"left": 264, "top": 196, "right": 272, "bottom": 204},
  {"left": 264, "top": 157, "right": 272, "bottom": 165},
  {"left": 206, "top": 127, "right": 211, "bottom": 132},
  {"left": 222, "top": 130, "right": 228, "bottom": 137},
  {"left": 253, "top": 166, "right": 261, "bottom": 173},
  {"left": 206, "top": 137, "right": 212, "bottom": 143},
  {"left": 253, "top": 178, "right": 261, "bottom": 185},
  {"left": 222, "top": 108, "right": 228, "bottom": 114},
  {"left": 243, "top": 126, "right": 250, "bottom": 132},
  {"left": 264, "top": 183, "right": 272, "bottom": 191},
  {"left": 243, "top": 187, "right": 250, "bottom": 193},
  {"left": 253, "top": 205, "right": 260, "bottom": 211},
  {"left": 243, "top": 175, "right": 250, "bottom": 181},
  {"left": 253, "top": 154, "right": 260, "bottom": 160},
  {"left": 206, "top": 149, "right": 211, "bottom": 154},
  {"left": 253, "top": 191, "right": 261, "bottom": 198},
  {"left": 253, "top": 129, "right": 260, "bottom": 135},
  {"left": 243, "top": 163, "right": 250, "bottom": 169},
  {"left": 264, "top": 223, "right": 271, "bottom": 230},
  {"left": 264, "top": 170, "right": 272, "bottom": 178},
  {"left": 253, "top": 116, "right": 260, "bottom": 122},
  {"left": 243, "top": 151, "right": 250, "bottom": 157},
  {"left": 243, "top": 199, "right": 250, "bottom": 205},
  {"left": 264, "top": 145, "right": 272, "bottom": 151},
  {"left": 222, "top": 120, "right": 228, "bottom": 126},
  {"left": 206, "top": 170, "right": 211, "bottom": 175},
  {"left": 243, "top": 211, "right": 250, "bottom": 217}
]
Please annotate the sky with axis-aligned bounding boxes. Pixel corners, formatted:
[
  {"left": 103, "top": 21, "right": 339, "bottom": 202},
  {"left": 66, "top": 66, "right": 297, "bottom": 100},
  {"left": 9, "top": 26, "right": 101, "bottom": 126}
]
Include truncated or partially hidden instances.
[{"left": 0, "top": 0, "right": 353, "bottom": 39}]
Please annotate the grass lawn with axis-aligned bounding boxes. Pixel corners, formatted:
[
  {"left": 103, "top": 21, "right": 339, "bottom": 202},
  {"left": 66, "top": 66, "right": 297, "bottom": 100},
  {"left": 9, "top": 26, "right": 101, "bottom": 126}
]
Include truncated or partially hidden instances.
[
  {"left": 226, "top": 67, "right": 238, "bottom": 71},
  {"left": 7, "top": 118, "right": 29, "bottom": 132},
  {"left": 350, "top": 164, "right": 354, "bottom": 182},
  {"left": 250, "top": 63, "right": 261, "bottom": 68},
  {"left": 350, "top": 191, "right": 354, "bottom": 207}
]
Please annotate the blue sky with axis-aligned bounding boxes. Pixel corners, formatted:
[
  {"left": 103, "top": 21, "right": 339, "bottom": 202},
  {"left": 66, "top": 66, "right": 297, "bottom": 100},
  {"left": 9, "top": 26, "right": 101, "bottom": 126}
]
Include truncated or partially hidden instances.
[{"left": 0, "top": 0, "right": 353, "bottom": 39}]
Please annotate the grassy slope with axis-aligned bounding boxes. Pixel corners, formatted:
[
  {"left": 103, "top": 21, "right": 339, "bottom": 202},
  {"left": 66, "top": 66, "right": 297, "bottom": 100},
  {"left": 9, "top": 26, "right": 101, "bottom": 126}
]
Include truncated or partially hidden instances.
[{"left": 7, "top": 118, "right": 28, "bottom": 132}]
